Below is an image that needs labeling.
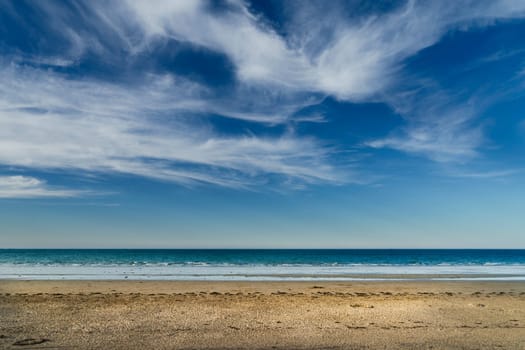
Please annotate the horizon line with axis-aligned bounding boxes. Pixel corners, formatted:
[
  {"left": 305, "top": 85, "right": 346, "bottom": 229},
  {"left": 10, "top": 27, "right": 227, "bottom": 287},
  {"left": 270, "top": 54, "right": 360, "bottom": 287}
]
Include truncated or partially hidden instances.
[{"left": 2, "top": 247, "right": 524, "bottom": 250}]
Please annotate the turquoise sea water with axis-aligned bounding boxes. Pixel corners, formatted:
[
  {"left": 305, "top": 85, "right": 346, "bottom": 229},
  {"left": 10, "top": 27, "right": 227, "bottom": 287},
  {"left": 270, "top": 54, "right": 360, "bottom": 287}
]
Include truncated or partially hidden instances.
[{"left": 1, "top": 249, "right": 524, "bottom": 281}]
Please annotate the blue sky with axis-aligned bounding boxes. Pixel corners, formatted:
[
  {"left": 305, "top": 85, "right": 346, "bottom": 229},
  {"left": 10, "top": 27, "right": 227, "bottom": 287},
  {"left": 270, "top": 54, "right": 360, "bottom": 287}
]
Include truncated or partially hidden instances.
[{"left": 1, "top": 0, "right": 525, "bottom": 248}]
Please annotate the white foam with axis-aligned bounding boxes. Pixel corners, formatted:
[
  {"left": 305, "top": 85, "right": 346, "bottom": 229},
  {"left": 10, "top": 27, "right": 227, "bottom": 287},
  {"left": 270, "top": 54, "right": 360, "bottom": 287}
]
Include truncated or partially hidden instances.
[{"left": 1, "top": 263, "right": 525, "bottom": 281}]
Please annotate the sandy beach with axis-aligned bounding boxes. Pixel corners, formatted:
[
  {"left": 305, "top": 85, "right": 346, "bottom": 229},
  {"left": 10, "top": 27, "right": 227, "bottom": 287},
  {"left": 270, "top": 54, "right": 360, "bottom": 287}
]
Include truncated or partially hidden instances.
[{"left": 0, "top": 280, "right": 524, "bottom": 349}]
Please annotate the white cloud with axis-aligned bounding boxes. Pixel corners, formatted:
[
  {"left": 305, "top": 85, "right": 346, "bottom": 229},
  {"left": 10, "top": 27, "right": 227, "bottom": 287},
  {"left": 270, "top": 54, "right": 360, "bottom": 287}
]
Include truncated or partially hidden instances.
[
  {"left": 116, "top": 0, "right": 525, "bottom": 162},
  {"left": 367, "top": 93, "right": 485, "bottom": 162},
  {"left": 121, "top": 0, "right": 525, "bottom": 99},
  {"left": 2, "top": 0, "right": 525, "bottom": 191},
  {"left": 0, "top": 175, "right": 83, "bottom": 198},
  {"left": 449, "top": 169, "right": 521, "bottom": 179},
  {"left": 0, "top": 64, "right": 344, "bottom": 188},
  {"left": 18, "top": 0, "right": 525, "bottom": 103},
  {"left": 124, "top": 0, "right": 317, "bottom": 89}
]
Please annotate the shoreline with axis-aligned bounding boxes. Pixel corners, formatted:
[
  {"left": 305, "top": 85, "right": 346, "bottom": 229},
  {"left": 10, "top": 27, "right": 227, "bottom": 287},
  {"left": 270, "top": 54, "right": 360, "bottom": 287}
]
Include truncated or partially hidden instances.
[
  {"left": 2, "top": 271, "right": 525, "bottom": 282},
  {"left": 2, "top": 276, "right": 525, "bottom": 283},
  {"left": 2, "top": 279, "right": 525, "bottom": 293}
]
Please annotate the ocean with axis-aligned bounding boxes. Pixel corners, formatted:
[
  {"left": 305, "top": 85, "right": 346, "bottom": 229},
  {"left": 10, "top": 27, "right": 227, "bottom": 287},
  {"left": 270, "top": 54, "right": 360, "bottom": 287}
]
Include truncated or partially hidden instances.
[{"left": 1, "top": 249, "right": 524, "bottom": 281}]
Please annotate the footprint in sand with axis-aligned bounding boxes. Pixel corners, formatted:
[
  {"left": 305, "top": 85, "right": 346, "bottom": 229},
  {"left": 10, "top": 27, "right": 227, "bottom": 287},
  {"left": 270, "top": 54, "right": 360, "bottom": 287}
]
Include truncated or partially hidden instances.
[{"left": 13, "top": 338, "right": 50, "bottom": 346}]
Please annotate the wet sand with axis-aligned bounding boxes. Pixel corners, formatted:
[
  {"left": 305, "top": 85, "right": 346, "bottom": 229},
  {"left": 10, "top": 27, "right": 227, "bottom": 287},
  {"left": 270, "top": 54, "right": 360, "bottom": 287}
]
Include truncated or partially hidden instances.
[{"left": 1, "top": 280, "right": 524, "bottom": 349}]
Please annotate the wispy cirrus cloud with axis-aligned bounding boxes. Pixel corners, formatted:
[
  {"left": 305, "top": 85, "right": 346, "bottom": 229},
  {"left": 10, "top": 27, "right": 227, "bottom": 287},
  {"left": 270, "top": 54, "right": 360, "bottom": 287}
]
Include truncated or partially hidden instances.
[
  {"left": 367, "top": 88, "right": 486, "bottom": 162},
  {"left": 0, "top": 175, "right": 84, "bottom": 198},
  {"left": 0, "top": 63, "right": 344, "bottom": 188},
  {"left": 18, "top": 0, "right": 525, "bottom": 101},
  {"left": 449, "top": 169, "right": 521, "bottom": 179},
  {"left": 123, "top": 0, "right": 525, "bottom": 99},
  {"left": 1, "top": 0, "right": 525, "bottom": 197},
  {"left": 120, "top": 0, "right": 525, "bottom": 163}
]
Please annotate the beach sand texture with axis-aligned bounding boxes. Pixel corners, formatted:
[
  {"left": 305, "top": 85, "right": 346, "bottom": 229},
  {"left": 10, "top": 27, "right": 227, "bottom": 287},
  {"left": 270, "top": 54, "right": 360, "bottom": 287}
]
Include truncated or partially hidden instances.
[{"left": 1, "top": 281, "right": 524, "bottom": 349}]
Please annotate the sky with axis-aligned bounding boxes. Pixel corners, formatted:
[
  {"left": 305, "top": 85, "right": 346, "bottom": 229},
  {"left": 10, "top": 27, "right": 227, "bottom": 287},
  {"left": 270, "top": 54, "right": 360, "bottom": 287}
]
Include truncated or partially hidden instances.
[{"left": 1, "top": 0, "right": 525, "bottom": 248}]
